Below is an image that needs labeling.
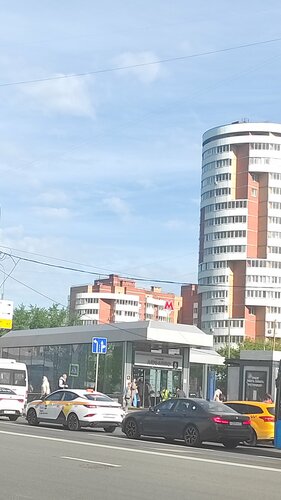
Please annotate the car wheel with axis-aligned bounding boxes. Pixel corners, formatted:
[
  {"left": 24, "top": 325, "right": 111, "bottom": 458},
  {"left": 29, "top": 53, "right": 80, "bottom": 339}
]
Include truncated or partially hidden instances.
[
  {"left": 183, "top": 425, "right": 201, "bottom": 447},
  {"left": 103, "top": 426, "right": 116, "bottom": 433},
  {"left": 222, "top": 440, "right": 240, "bottom": 449},
  {"left": 67, "top": 413, "right": 80, "bottom": 431},
  {"left": 244, "top": 428, "right": 257, "bottom": 447},
  {"left": 124, "top": 418, "right": 140, "bottom": 439},
  {"left": 8, "top": 415, "right": 19, "bottom": 421},
  {"left": 27, "top": 408, "right": 39, "bottom": 426}
]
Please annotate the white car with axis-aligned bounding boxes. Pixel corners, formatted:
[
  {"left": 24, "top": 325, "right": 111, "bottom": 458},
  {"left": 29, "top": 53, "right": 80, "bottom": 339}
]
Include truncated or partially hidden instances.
[
  {"left": 0, "top": 387, "right": 25, "bottom": 421},
  {"left": 26, "top": 389, "right": 125, "bottom": 431}
]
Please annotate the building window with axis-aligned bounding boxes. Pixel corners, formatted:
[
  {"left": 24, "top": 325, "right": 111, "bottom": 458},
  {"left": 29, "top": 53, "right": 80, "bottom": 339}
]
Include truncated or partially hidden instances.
[{"left": 251, "top": 188, "right": 257, "bottom": 197}]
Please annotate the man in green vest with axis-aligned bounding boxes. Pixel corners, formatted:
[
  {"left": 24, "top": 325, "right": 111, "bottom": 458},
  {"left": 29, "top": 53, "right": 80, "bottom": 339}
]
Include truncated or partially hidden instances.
[{"left": 160, "top": 388, "right": 171, "bottom": 401}]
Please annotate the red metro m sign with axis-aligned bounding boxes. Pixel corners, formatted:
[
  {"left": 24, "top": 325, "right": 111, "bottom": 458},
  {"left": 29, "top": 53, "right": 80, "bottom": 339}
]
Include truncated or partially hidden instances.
[{"left": 164, "top": 300, "right": 174, "bottom": 311}]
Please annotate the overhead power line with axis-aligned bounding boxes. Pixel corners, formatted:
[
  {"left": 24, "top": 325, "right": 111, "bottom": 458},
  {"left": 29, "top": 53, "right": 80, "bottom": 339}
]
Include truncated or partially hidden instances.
[
  {"left": 2, "top": 249, "right": 281, "bottom": 290},
  {"left": 0, "top": 271, "right": 66, "bottom": 307},
  {"left": 0, "top": 244, "right": 197, "bottom": 281},
  {"left": 1, "top": 36, "right": 281, "bottom": 88},
  {"left": 0, "top": 250, "right": 186, "bottom": 285},
  {"left": 0, "top": 270, "right": 165, "bottom": 342}
]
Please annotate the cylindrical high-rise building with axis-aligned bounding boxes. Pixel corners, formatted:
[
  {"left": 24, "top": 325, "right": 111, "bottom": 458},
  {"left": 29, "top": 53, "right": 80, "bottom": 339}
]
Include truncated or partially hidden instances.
[{"left": 198, "top": 121, "right": 281, "bottom": 346}]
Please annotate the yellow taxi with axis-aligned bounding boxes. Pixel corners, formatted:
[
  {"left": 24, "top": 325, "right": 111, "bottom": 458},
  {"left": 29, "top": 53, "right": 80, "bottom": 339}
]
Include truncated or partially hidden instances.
[{"left": 225, "top": 401, "right": 275, "bottom": 446}]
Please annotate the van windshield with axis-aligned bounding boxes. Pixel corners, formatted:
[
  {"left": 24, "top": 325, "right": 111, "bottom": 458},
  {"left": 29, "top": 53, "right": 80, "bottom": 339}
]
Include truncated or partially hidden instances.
[{"left": 0, "top": 369, "right": 26, "bottom": 387}]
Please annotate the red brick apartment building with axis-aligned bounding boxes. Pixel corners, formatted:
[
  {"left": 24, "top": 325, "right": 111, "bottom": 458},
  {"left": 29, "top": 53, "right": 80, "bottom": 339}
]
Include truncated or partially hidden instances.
[{"left": 70, "top": 275, "right": 182, "bottom": 325}]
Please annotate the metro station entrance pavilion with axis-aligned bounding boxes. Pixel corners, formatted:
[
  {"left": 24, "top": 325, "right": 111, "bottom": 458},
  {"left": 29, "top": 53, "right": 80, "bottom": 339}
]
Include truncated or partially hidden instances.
[{"left": 0, "top": 321, "right": 223, "bottom": 404}]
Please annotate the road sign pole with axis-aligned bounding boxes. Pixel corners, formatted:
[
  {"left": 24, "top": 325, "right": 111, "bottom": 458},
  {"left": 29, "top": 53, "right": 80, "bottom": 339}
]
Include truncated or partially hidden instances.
[{"left": 95, "top": 353, "right": 99, "bottom": 391}]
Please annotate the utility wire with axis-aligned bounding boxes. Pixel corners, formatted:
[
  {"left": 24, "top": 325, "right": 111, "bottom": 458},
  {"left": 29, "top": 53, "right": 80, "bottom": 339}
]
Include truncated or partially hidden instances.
[
  {"left": 0, "top": 271, "right": 65, "bottom": 307},
  {"left": 0, "top": 259, "right": 20, "bottom": 292},
  {"left": 1, "top": 36, "right": 281, "bottom": 88},
  {"left": 1, "top": 249, "right": 281, "bottom": 290},
  {"left": 0, "top": 250, "right": 188, "bottom": 285},
  {"left": 0, "top": 244, "right": 197, "bottom": 280},
  {"left": 0, "top": 270, "right": 170, "bottom": 342}
]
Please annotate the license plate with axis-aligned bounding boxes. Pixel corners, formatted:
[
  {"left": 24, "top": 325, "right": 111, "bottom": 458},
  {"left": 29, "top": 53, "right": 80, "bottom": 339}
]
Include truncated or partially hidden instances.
[
  {"left": 4, "top": 410, "right": 16, "bottom": 414},
  {"left": 229, "top": 421, "right": 242, "bottom": 426}
]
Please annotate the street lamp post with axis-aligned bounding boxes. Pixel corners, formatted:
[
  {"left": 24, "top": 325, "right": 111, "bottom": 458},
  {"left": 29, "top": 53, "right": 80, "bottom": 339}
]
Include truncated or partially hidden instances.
[
  {"left": 227, "top": 318, "right": 231, "bottom": 359},
  {"left": 273, "top": 319, "right": 277, "bottom": 352},
  {"left": 0, "top": 263, "right": 5, "bottom": 299}
]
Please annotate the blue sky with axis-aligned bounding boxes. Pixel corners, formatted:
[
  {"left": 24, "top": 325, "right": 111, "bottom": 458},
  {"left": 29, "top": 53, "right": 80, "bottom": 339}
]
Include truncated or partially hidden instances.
[{"left": 1, "top": 1, "right": 281, "bottom": 307}]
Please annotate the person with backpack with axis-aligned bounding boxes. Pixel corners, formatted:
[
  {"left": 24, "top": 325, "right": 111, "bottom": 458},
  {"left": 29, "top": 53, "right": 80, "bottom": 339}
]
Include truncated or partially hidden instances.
[{"left": 58, "top": 373, "right": 68, "bottom": 389}]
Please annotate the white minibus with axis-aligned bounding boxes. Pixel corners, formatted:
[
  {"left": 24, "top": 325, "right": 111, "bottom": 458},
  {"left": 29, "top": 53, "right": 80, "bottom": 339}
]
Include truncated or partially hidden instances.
[{"left": 0, "top": 358, "right": 28, "bottom": 412}]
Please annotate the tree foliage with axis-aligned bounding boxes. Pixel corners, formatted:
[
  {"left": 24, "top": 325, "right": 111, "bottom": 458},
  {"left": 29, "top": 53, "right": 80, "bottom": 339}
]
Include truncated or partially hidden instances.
[
  {"left": 216, "top": 337, "right": 281, "bottom": 394},
  {"left": 6, "top": 304, "right": 79, "bottom": 332}
]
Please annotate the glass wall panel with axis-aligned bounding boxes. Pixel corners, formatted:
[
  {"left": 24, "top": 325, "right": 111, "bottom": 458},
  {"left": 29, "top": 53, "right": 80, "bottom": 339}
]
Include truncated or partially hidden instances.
[
  {"left": 189, "top": 363, "right": 203, "bottom": 397},
  {"left": 88, "top": 343, "right": 123, "bottom": 396},
  {"left": 1, "top": 347, "right": 20, "bottom": 359},
  {"left": 26, "top": 347, "right": 45, "bottom": 396}
]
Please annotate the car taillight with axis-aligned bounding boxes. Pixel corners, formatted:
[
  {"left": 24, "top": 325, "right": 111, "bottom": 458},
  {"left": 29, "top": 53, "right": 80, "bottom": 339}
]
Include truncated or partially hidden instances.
[
  {"left": 84, "top": 413, "right": 96, "bottom": 418},
  {"left": 259, "top": 416, "right": 275, "bottom": 423},
  {"left": 17, "top": 399, "right": 24, "bottom": 403},
  {"left": 212, "top": 416, "right": 230, "bottom": 424},
  {"left": 242, "top": 420, "right": 251, "bottom": 425}
]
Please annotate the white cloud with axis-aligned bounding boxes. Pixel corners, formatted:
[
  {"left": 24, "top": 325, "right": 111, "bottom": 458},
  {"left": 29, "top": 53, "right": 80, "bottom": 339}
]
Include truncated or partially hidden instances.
[
  {"left": 32, "top": 207, "right": 72, "bottom": 219},
  {"left": 0, "top": 225, "right": 63, "bottom": 254},
  {"left": 38, "top": 189, "right": 70, "bottom": 206},
  {"left": 102, "top": 196, "right": 131, "bottom": 217},
  {"left": 114, "top": 51, "right": 163, "bottom": 83},
  {"left": 22, "top": 75, "right": 94, "bottom": 116}
]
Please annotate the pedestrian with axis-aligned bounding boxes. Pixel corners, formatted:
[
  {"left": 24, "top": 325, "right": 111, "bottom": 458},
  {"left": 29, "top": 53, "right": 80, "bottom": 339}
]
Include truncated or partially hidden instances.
[
  {"left": 136, "top": 378, "right": 144, "bottom": 406},
  {"left": 144, "top": 382, "right": 153, "bottom": 407},
  {"left": 124, "top": 381, "right": 132, "bottom": 410},
  {"left": 41, "top": 376, "right": 51, "bottom": 398},
  {"left": 263, "top": 393, "right": 273, "bottom": 403},
  {"left": 58, "top": 373, "right": 68, "bottom": 389},
  {"left": 131, "top": 379, "right": 138, "bottom": 407},
  {"left": 176, "top": 387, "right": 186, "bottom": 398},
  {"left": 160, "top": 388, "right": 170, "bottom": 401},
  {"left": 213, "top": 388, "right": 223, "bottom": 402}
]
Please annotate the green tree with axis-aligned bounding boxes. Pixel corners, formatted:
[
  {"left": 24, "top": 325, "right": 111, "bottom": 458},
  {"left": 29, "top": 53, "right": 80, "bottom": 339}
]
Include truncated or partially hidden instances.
[
  {"left": 216, "top": 346, "right": 240, "bottom": 394},
  {"left": 215, "top": 338, "right": 281, "bottom": 394},
  {"left": 11, "top": 304, "right": 79, "bottom": 331}
]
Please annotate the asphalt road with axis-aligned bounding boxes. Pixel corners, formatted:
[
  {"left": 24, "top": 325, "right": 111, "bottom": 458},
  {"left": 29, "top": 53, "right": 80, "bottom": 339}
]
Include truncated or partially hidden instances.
[{"left": 1, "top": 417, "right": 281, "bottom": 500}]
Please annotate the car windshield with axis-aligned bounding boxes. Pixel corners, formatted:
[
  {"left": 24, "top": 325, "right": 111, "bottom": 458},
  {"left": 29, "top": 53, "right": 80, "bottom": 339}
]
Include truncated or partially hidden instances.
[
  {"left": 0, "top": 387, "right": 15, "bottom": 395},
  {"left": 199, "top": 400, "right": 238, "bottom": 414},
  {"left": 268, "top": 407, "right": 275, "bottom": 416},
  {"left": 84, "top": 394, "right": 113, "bottom": 402}
]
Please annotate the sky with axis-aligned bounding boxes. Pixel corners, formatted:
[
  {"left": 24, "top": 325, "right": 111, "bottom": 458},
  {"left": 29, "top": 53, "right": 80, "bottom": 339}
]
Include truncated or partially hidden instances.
[{"left": 1, "top": 1, "right": 281, "bottom": 307}]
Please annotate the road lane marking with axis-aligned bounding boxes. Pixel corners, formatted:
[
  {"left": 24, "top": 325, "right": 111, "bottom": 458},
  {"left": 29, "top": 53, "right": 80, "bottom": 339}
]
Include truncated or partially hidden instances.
[
  {"left": 61, "top": 456, "right": 121, "bottom": 467},
  {"left": 0, "top": 429, "right": 281, "bottom": 474}
]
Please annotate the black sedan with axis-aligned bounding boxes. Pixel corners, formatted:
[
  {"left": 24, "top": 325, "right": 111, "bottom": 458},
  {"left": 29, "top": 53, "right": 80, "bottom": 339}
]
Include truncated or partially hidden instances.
[{"left": 122, "top": 398, "right": 251, "bottom": 448}]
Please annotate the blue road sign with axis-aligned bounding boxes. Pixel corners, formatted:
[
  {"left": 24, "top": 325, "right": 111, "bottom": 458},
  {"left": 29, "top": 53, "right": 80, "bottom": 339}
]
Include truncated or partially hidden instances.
[{"left": 92, "top": 337, "right": 107, "bottom": 354}]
